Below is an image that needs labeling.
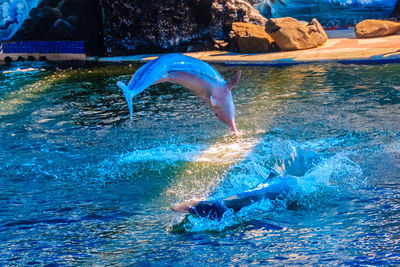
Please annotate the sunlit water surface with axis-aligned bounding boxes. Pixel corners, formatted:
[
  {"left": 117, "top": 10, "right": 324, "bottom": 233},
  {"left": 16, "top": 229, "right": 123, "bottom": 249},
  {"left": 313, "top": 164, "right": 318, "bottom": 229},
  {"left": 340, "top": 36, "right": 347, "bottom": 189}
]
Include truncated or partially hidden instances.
[{"left": 0, "top": 61, "right": 399, "bottom": 265}]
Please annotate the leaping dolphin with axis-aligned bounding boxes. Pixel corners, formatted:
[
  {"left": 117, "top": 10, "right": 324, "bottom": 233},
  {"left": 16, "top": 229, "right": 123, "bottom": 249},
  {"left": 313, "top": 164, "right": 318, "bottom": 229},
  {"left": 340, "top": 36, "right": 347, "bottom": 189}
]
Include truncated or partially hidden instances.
[{"left": 117, "top": 54, "right": 241, "bottom": 132}]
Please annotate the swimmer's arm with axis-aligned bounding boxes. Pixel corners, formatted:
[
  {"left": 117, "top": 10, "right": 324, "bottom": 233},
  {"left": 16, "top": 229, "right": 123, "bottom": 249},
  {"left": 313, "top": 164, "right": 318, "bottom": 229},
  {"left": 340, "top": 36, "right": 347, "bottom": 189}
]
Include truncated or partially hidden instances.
[{"left": 222, "top": 177, "right": 298, "bottom": 211}]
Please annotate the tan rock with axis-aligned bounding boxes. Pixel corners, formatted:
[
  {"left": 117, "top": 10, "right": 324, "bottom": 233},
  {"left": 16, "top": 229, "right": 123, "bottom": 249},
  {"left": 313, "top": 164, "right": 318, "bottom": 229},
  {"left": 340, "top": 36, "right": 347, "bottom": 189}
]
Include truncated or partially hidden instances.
[
  {"left": 229, "top": 22, "right": 274, "bottom": 53},
  {"left": 308, "top": 18, "right": 328, "bottom": 46},
  {"left": 355, "top": 19, "right": 400, "bottom": 38},
  {"left": 214, "top": 40, "right": 229, "bottom": 50},
  {"left": 265, "top": 17, "right": 327, "bottom": 51}
]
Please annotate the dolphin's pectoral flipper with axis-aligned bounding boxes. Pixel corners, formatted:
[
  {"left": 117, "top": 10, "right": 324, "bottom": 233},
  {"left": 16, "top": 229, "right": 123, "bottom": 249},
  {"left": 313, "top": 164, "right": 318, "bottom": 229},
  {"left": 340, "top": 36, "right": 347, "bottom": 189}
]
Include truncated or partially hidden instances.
[
  {"left": 117, "top": 81, "right": 134, "bottom": 119},
  {"left": 210, "top": 95, "right": 217, "bottom": 106},
  {"left": 226, "top": 70, "right": 242, "bottom": 90}
]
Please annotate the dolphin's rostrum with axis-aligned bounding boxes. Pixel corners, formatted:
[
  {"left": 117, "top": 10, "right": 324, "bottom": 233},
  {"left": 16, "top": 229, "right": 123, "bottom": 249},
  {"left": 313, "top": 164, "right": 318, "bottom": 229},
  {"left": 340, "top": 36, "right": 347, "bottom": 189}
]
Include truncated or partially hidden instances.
[{"left": 117, "top": 54, "right": 241, "bottom": 132}]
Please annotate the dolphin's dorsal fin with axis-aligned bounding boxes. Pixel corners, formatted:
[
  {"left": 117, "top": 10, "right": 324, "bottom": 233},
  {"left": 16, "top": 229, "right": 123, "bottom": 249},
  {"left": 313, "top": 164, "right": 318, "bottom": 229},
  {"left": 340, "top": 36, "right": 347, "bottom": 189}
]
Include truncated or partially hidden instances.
[{"left": 226, "top": 70, "right": 241, "bottom": 90}]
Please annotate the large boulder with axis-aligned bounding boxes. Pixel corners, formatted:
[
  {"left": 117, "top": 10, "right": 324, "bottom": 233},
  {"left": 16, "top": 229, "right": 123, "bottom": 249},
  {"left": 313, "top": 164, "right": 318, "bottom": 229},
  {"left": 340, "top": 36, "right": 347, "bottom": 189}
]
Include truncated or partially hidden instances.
[
  {"left": 37, "top": 0, "right": 60, "bottom": 8},
  {"left": 390, "top": 0, "right": 400, "bottom": 19},
  {"left": 12, "top": 6, "right": 62, "bottom": 40},
  {"left": 265, "top": 17, "right": 327, "bottom": 51},
  {"left": 100, "top": 0, "right": 267, "bottom": 55},
  {"left": 29, "top": 7, "right": 63, "bottom": 29},
  {"left": 355, "top": 19, "right": 400, "bottom": 38},
  {"left": 11, "top": 0, "right": 104, "bottom": 56},
  {"left": 229, "top": 22, "right": 273, "bottom": 53},
  {"left": 48, "top": 18, "right": 79, "bottom": 40}
]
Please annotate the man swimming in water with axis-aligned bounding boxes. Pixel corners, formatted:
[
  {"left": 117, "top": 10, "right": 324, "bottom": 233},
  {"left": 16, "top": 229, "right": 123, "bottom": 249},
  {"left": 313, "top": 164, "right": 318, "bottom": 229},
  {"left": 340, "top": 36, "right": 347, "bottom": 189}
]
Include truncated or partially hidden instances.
[
  {"left": 172, "top": 148, "right": 321, "bottom": 219},
  {"left": 172, "top": 174, "right": 299, "bottom": 219}
]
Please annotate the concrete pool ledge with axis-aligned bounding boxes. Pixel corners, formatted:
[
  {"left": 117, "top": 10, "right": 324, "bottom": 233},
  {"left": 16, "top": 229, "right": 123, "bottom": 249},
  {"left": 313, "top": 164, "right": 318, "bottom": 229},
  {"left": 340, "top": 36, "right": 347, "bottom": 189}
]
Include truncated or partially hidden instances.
[{"left": 90, "top": 32, "right": 400, "bottom": 66}]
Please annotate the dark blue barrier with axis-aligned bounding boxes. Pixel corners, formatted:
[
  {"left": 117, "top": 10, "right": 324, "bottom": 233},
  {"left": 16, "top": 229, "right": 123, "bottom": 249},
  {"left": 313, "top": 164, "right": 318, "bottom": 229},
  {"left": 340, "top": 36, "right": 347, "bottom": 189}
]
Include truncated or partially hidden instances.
[{"left": 1, "top": 41, "right": 86, "bottom": 54}]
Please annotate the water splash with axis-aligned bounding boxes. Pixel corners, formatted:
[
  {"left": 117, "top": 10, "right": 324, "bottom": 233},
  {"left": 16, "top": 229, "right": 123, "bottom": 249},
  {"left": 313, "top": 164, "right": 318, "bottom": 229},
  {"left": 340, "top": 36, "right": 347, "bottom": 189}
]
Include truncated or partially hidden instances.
[
  {"left": 119, "top": 144, "right": 207, "bottom": 164},
  {"left": 172, "top": 141, "right": 365, "bottom": 232}
]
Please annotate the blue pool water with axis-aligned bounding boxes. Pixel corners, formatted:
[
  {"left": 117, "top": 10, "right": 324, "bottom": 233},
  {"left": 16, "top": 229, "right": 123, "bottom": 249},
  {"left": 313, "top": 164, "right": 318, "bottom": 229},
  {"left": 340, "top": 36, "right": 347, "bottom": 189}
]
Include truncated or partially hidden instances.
[{"left": 0, "top": 61, "right": 399, "bottom": 265}]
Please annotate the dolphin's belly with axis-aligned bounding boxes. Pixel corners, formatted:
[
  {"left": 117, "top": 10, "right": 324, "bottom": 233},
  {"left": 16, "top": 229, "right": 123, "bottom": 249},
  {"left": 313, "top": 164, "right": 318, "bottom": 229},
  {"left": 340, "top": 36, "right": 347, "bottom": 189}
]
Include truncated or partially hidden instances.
[{"left": 163, "top": 71, "right": 216, "bottom": 105}]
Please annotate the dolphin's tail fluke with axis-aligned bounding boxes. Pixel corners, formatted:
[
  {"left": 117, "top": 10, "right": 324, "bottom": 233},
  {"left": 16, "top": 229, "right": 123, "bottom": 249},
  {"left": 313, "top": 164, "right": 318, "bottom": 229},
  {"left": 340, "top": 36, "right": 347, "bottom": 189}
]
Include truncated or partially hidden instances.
[{"left": 117, "top": 81, "right": 134, "bottom": 119}]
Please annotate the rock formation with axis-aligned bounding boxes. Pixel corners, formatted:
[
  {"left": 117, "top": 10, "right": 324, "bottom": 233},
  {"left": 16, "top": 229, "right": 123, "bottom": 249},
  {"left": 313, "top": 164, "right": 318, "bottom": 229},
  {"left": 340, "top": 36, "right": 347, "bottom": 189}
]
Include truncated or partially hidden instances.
[
  {"left": 4, "top": 0, "right": 400, "bottom": 57},
  {"left": 100, "top": 0, "right": 267, "bottom": 55},
  {"left": 265, "top": 17, "right": 327, "bottom": 51},
  {"left": 11, "top": 0, "right": 104, "bottom": 55},
  {"left": 390, "top": 0, "right": 400, "bottom": 20},
  {"left": 355, "top": 19, "right": 400, "bottom": 38},
  {"left": 229, "top": 22, "right": 274, "bottom": 53}
]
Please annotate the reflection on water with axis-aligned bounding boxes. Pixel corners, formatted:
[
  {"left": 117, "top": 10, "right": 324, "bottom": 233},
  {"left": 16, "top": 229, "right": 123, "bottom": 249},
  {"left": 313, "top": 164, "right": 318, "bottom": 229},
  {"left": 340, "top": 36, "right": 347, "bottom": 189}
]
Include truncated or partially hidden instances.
[{"left": 0, "top": 61, "right": 399, "bottom": 265}]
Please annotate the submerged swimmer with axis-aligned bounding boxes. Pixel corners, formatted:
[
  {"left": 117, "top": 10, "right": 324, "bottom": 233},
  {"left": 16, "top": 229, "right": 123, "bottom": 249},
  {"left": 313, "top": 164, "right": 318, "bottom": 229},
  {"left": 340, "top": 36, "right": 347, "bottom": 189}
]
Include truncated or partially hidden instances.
[
  {"left": 173, "top": 174, "right": 299, "bottom": 219},
  {"left": 173, "top": 149, "right": 321, "bottom": 219},
  {"left": 117, "top": 54, "right": 241, "bottom": 133}
]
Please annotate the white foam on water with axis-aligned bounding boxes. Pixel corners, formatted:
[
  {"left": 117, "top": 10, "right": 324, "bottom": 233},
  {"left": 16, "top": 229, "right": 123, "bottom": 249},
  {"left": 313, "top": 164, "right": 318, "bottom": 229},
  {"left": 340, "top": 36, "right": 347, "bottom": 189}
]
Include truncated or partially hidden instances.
[
  {"left": 119, "top": 144, "right": 207, "bottom": 164},
  {"left": 193, "top": 136, "right": 260, "bottom": 164},
  {"left": 384, "top": 140, "right": 400, "bottom": 154},
  {"left": 117, "top": 133, "right": 262, "bottom": 166},
  {"left": 300, "top": 152, "right": 364, "bottom": 192}
]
